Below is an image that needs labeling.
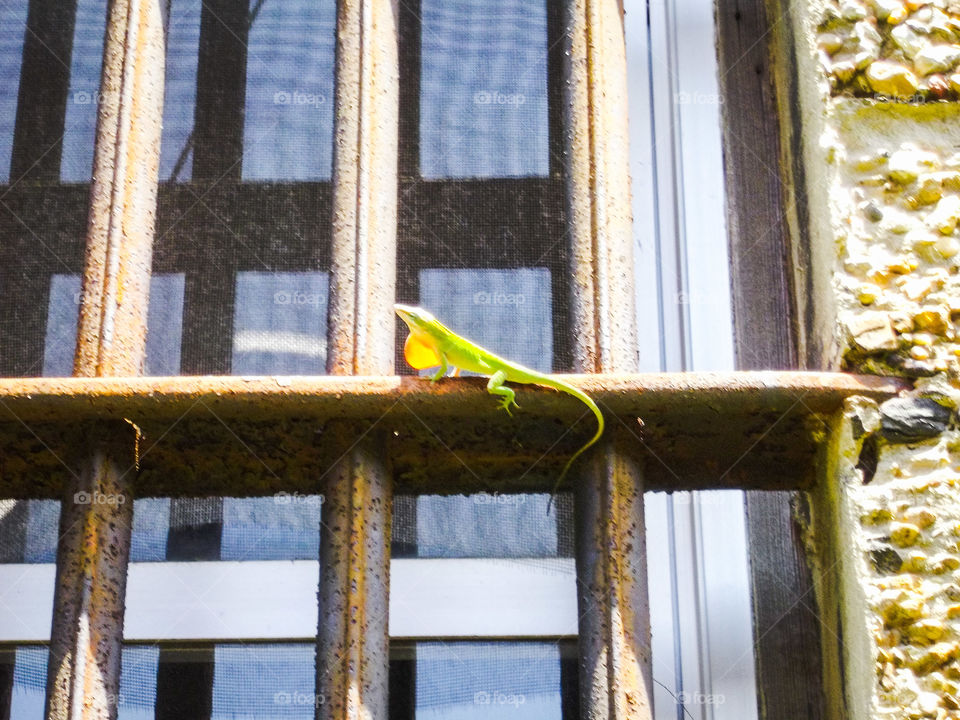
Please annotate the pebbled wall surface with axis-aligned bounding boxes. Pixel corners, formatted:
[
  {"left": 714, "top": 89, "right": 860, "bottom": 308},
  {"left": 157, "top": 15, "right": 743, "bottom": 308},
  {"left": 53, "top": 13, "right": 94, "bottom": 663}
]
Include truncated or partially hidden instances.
[{"left": 792, "top": 0, "right": 960, "bottom": 717}]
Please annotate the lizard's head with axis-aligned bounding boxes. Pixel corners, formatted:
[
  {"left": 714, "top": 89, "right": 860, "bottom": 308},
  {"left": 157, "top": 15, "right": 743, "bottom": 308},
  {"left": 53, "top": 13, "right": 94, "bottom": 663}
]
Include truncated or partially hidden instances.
[
  {"left": 394, "top": 303, "right": 438, "bottom": 333},
  {"left": 394, "top": 304, "right": 445, "bottom": 370}
]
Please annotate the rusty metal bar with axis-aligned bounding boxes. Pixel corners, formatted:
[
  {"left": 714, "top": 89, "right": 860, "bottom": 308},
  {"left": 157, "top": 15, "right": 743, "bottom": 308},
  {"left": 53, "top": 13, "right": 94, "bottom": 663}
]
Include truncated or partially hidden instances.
[
  {"left": 318, "top": 0, "right": 398, "bottom": 716},
  {"left": 326, "top": 1, "right": 398, "bottom": 375},
  {"left": 45, "top": 0, "right": 165, "bottom": 718},
  {"left": 0, "top": 371, "right": 906, "bottom": 498},
  {"left": 562, "top": 0, "right": 652, "bottom": 714},
  {"left": 46, "top": 423, "right": 137, "bottom": 720},
  {"left": 0, "top": 371, "right": 905, "bottom": 498},
  {"left": 74, "top": 1, "right": 163, "bottom": 378},
  {"left": 0, "top": 371, "right": 906, "bottom": 422}
]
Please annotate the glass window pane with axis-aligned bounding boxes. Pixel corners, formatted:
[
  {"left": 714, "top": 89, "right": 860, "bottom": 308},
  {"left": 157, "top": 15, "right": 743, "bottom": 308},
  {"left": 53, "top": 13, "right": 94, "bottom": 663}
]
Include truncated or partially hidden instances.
[
  {"left": 130, "top": 498, "right": 170, "bottom": 562},
  {"left": 232, "top": 271, "right": 328, "bottom": 375},
  {"left": 241, "top": 0, "right": 336, "bottom": 181},
  {"left": 144, "top": 273, "right": 186, "bottom": 375},
  {"left": 160, "top": 0, "right": 202, "bottom": 182},
  {"left": 418, "top": 268, "right": 552, "bottom": 373},
  {"left": 416, "top": 642, "right": 561, "bottom": 719},
  {"left": 403, "top": 269, "right": 564, "bottom": 559},
  {"left": 23, "top": 499, "right": 59, "bottom": 563},
  {"left": 415, "top": 494, "right": 560, "bottom": 558},
  {"left": 61, "top": 0, "right": 106, "bottom": 183},
  {"left": 118, "top": 646, "right": 160, "bottom": 720},
  {"left": 9, "top": 646, "right": 47, "bottom": 719},
  {"left": 212, "top": 644, "right": 317, "bottom": 719},
  {"left": 420, "top": 0, "right": 548, "bottom": 179},
  {"left": 221, "top": 496, "right": 320, "bottom": 561},
  {"left": 42, "top": 273, "right": 83, "bottom": 376},
  {"left": 0, "top": 499, "right": 61, "bottom": 562},
  {"left": 0, "top": 2, "right": 28, "bottom": 183}
]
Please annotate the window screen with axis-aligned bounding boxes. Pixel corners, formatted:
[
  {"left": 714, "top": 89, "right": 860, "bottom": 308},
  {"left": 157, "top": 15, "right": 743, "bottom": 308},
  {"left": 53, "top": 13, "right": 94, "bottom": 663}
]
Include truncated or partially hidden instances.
[
  {"left": 61, "top": 0, "right": 106, "bottom": 183},
  {"left": 419, "top": 0, "right": 549, "bottom": 178},
  {"left": 241, "top": 0, "right": 336, "bottom": 181},
  {"left": 0, "top": 0, "right": 766, "bottom": 717},
  {"left": 0, "top": 2, "right": 27, "bottom": 183},
  {"left": 160, "top": 0, "right": 202, "bottom": 182}
]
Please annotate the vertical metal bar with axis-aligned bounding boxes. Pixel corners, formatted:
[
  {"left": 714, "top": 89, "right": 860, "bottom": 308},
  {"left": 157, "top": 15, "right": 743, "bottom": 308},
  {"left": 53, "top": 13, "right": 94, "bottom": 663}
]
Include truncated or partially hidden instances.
[
  {"left": 73, "top": 0, "right": 164, "bottom": 377},
  {"left": 326, "top": 0, "right": 399, "bottom": 375},
  {"left": 562, "top": 0, "right": 652, "bottom": 717},
  {"left": 318, "top": 0, "right": 398, "bottom": 717},
  {"left": 46, "top": 0, "right": 165, "bottom": 718}
]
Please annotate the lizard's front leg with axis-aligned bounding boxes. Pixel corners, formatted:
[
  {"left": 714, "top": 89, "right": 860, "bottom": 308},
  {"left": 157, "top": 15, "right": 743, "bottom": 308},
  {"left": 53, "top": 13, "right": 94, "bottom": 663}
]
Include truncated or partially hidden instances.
[
  {"left": 429, "top": 354, "right": 449, "bottom": 382},
  {"left": 486, "top": 370, "right": 519, "bottom": 416}
]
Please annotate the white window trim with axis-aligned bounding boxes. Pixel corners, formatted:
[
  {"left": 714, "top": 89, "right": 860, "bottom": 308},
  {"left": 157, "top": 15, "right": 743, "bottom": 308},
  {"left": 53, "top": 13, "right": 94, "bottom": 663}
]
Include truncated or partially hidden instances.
[{"left": 0, "top": 558, "right": 577, "bottom": 643}]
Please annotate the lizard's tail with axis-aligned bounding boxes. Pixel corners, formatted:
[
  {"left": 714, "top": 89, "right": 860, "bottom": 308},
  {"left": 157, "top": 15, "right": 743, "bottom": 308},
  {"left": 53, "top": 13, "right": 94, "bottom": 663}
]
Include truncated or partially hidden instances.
[{"left": 546, "top": 383, "right": 604, "bottom": 515}]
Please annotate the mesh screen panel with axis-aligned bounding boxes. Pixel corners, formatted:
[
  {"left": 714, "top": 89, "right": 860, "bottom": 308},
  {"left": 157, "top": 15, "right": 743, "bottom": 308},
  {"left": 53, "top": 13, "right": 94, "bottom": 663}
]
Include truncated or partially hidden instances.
[
  {"left": 4, "top": 645, "right": 159, "bottom": 720},
  {"left": 0, "top": 0, "right": 576, "bottom": 716},
  {"left": 416, "top": 642, "right": 562, "bottom": 718},
  {"left": 242, "top": 0, "right": 336, "bottom": 181},
  {"left": 0, "top": 2, "right": 27, "bottom": 182},
  {"left": 61, "top": 0, "right": 106, "bottom": 183},
  {"left": 419, "top": 0, "right": 549, "bottom": 179},
  {"left": 160, "top": 0, "right": 202, "bottom": 182},
  {"left": 212, "top": 644, "right": 316, "bottom": 719}
]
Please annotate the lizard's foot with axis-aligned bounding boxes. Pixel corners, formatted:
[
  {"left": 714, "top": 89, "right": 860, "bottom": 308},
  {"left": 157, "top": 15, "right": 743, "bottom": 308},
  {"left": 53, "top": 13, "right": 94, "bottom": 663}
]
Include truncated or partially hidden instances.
[{"left": 497, "top": 397, "right": 520, "bottom": 416}]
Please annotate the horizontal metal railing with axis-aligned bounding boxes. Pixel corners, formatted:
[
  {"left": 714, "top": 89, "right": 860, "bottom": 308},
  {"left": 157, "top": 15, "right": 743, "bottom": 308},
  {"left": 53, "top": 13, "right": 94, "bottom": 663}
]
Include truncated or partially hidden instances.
[{"left": 0, "top": 371, "right": 906, "bottom": 497}]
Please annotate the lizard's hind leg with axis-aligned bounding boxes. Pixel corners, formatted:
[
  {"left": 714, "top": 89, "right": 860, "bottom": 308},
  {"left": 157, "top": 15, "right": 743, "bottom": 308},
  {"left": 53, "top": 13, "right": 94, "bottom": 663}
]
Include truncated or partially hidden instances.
[{"left": 486, "top": 370, "right": 519, "bottom": 416}]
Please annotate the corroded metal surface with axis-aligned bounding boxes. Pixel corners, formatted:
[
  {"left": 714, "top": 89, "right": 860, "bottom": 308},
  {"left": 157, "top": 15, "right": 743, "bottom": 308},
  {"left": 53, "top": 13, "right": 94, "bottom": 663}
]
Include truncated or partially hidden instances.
[
  {"left": 46, "top": 423, "right": 137, "bottom": 720},
  {"left": 320, "top": 0, "right": 398, "bottom": 716},
  {"left": 576, "top": 433, "right": 650, "bottom": 719},
  {"left": 563, "top": 0, "right": 648, "bottom": 714},
  {"left": 317, "top": 423, "right": 390, "bottom": 720},
  {"left": 0, "top": 371, "right": 907, "bottom": 422},
  {"left": 73, "top": 0, "right": 164, "bottom": 378},
  {"left": 562, "top": 0, "right": 637, "bottom": 374},
  {"left": 0, "top": 372, "right": 907, "bottom": 498},
  {"left": 326, "top": 0, "right": 399, "bottom": 375},
  {"left": 44, "top": 0, "right": 165, "bottom": 718}
]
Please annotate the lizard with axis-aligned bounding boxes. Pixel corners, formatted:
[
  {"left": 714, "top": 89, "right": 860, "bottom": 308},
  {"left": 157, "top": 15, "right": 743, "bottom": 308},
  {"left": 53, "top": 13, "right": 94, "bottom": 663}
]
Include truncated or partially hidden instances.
[{"left": 394, "top": 303, "right": 604, "bottom": 506}]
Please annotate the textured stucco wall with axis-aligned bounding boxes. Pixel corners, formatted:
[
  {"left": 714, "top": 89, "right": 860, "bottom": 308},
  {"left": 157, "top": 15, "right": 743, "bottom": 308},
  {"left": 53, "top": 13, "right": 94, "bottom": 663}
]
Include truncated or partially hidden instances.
[{"left": 791, "top": 0, "right": 960, "bottom": 717}]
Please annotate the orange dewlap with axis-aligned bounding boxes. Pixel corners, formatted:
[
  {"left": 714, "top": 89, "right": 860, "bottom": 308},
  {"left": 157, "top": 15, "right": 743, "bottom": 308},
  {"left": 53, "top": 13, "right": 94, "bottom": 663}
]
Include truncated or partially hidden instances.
[{"left": 403, "top": 333, "right": 441, "bottom": 369}]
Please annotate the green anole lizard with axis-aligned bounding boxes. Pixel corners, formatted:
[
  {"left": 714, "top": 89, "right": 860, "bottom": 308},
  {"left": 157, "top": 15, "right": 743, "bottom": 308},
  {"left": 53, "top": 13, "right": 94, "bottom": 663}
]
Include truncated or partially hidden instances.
[{"left": 395, "top": 304, "right": 604, "bottom": 505}]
